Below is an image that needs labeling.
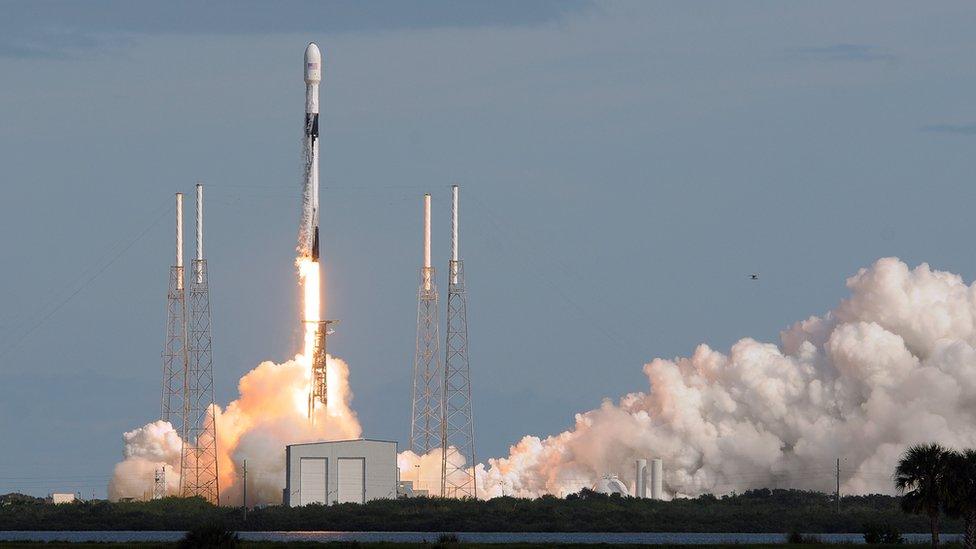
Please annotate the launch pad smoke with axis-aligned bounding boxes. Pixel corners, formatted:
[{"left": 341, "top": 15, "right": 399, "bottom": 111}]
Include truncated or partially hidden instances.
[{"left": 113, "top": 257, "right": 976, "bottom": 503}]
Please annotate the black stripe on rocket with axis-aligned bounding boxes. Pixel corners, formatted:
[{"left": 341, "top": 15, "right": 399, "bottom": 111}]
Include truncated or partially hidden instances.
[
  {"left": 305, "top": 112, "right": 319, "bottom": 139},
  {"left": 306, "top": 112, "right": 320, "bottom": 260}
]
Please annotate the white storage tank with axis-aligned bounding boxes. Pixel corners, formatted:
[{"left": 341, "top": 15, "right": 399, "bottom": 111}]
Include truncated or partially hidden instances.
[
  {"left": 650, "top": 458, "right": 663, "bottom": 500},
  {"left": 593, "top": 474, "right": 629, "bottom": 496},
  {"left": 635, "top": 459, "right": 647, "bottom": 498}
]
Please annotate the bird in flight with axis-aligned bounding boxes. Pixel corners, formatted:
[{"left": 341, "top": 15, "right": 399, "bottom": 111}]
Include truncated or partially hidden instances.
[{"left": 749, "top": 274, "right": 759, "bottom": 280}]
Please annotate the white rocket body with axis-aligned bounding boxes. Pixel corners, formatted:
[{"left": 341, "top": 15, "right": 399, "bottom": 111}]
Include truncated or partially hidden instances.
[{"left": 304, "top": 42, "right": 322, "bottom": 260}]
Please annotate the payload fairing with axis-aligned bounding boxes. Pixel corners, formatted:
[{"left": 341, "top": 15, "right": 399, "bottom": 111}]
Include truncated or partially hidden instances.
[{"left": 304, "top": 42, "right": 321, "bottom": 260}]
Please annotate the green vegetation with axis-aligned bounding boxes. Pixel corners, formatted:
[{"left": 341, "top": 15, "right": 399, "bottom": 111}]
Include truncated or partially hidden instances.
[
  {"left": 862, "top": 523, "right": 905, "bottom": 545},
  {"left": 0, "top": 541, "right": 952, "bottom": 549},
  {"left": 895, "top": 444, "right": 976, "bottom": 549},
  {"left": 7, "top": 442, "right": 976, "bottom": 537},
  {"left": 0, "top": 489, "right": 962, "bottom": 533},
  {"left": 178, "top": 523, "right": 240, "bottom": 548}
]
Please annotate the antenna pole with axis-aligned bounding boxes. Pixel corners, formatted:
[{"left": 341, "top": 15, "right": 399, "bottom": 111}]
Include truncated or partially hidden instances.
[
  {"left": 836, "top": 458, "right": 841, "bottom": 512},
  {"left": 242, "top": 458, "right": 248, "bottom": 521}
]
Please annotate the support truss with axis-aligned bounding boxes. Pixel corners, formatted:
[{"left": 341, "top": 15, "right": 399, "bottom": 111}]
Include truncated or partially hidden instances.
[
  {"left": 441, "top": 259, "right": 476, "bottom": 498},
  {"left": 180, "top": 258, "right": 219, "bottom": 504},
  {"left": 411, "top": 267, "right": 442, "bottom": 462}
]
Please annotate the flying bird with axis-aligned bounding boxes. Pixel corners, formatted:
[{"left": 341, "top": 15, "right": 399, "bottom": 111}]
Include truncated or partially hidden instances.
[{"left": 749, "top": 274, "right": 759, "bottom": 280}]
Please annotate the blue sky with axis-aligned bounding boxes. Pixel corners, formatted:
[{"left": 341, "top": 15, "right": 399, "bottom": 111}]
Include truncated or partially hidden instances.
[{"left": 1, "top": 0, "right": 976, "bottom": 497}]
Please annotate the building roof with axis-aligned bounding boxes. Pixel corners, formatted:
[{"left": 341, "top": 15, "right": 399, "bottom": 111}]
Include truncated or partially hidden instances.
[{"left": 286, "top": 438, "right": 398, "bottom": 448}]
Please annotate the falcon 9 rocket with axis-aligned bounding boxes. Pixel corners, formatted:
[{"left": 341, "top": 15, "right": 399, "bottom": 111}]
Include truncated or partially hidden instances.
[
  {"left": 303, "top": 42, "right": 321, "bottom": 260},
  {"left": 300, "top": 42, "right": 334, "bottom": 421}
]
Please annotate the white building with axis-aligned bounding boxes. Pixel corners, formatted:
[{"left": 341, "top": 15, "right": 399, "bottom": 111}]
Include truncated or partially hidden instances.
[
  {"left": 284, "top": 439, "right": 398, "bottom": 507},
  {"left": 50, "top": 493, "right": 76, "bottom": 504}
]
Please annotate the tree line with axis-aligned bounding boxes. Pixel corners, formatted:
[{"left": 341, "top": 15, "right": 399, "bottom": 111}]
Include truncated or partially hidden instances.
[
  {"left": 0, "top": 488, "right": 957, "bottom": 533},
  {"left": 3, "top": 442, "right": 975, "bottom": 538},
  {"left": 895, "top": 443, "right": 976, "bottom": 549}
]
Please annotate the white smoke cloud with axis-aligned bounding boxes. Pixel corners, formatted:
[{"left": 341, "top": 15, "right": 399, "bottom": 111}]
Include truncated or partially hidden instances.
[
  {"left": 108, "top": 420, "right": 183, "bottom": 500},
  {"left": 398, "top": 447, "right": 479, "bottom": 497},
  {"left": 110, "top": 355, "right": 361, "bottom": 504},
  {"left": 113, "top": 257, "right": 976, "bottom": 504},
  {"left": 215, "top": 356, "right": 361, "bottom": 506},
  {"left": 476, "top": 258, "right": 976, "bottom": 499}
]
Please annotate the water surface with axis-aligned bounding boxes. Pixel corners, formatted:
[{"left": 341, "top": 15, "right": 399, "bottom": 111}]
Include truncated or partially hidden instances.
[{"left": 0, "top": 531, "right": 961, "bottom": 544}]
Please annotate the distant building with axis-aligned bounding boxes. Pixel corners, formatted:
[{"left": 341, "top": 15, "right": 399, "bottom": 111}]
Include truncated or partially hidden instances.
[
  {"left": 49, "top": 493, "right": 76, "bottom": 504},
  {"left": 397, "top": 480, "right": 429, "bottom": 498},
  {"left": 284, "top": 439, "right": 397, "bottom": 507},
  {"left": 593, "top": 474, "right": 629, "bottom": 496}
]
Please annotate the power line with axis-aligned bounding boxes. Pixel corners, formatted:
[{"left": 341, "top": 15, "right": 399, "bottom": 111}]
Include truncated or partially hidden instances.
[{"left": 0, "top": 199, "right": 174, "bottom": 361}]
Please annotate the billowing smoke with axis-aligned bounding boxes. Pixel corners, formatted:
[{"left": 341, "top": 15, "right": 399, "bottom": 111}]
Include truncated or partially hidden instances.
[
  {"left": 109, "top": 355, "right": 361, "bottom": 503},
  {"left": 474, "top": 258, "right": 976, "bottom": 498},
  {"left": 398, "top": 447, "right": 476, "bottom": 496},
  {"left": 113, "top": 257, "right": 976, "bottom": 503},
  {"left": 108, "top": 420, "right": 183, "bottom": 500}
]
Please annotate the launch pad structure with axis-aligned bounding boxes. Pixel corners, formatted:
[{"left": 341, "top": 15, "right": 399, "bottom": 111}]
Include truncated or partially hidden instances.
[
  {"left": 160, "top": 186, "right": 219, "bottom": 504},
  {"left": 161, "top": 193, "right": 188, "bottom": 438},
  {"left": 441, "top": 185, "right": 477, "bottom": 498},
  {"left": 181, "top": 184, "right": 220, "bottom": 503},
  {"left": 306, "top": 319, "right": 337, "bottom": 420},
  {"left": 409, "top": 187, "right": 477, "bottom": 498},
  {"left": 410, "top": 194, "right": 443, "bottom": 459}
]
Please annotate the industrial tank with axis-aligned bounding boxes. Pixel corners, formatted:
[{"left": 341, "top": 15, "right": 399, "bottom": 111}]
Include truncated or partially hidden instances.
[{"left": 592, "top": 474, "right": 629, "bottom": 496}]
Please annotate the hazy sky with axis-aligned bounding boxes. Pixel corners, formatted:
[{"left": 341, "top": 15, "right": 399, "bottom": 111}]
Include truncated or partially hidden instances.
[{"left": 2, "top": 1, "right": 976, "bottom": 498}]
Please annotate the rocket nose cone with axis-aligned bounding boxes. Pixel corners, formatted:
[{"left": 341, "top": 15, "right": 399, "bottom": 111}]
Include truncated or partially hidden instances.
[{"left": 305, "top": 43, "right": 322, "bottom": 83}]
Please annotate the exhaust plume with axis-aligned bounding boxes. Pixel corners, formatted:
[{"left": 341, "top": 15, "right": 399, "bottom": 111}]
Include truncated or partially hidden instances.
[
  {"left": 109, "top": 354, "right": 360, "bottom": 503},
  {"left": 113, "top": 257, "right": 976, "bottom": 503},
  {"left": 474, "top": 258, "right": 976, "bottom": 498}
]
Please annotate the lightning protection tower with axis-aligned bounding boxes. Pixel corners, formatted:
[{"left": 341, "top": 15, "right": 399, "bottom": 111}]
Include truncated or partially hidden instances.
[
  {"left": 410, "top": 194, "right": 442, "bottom": 463},
  {"left": 152, "top": 465, "right": 166, "bottom": 500},
  {"left": 180, "top": 183, "right": 220, "bottom": 504},
  {"left": 441, "top": 184, "right": 477, "bottom": 498},
  {"left": 161, "top": 193, "right": 188, "bottom": 440}
]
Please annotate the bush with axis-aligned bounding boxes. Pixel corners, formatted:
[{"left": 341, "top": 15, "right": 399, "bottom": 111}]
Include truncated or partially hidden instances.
[
  {"left": 863, "top": 523, "right": 904, "bottom": 544},
  {"left": 179, "top": 523, "right": 240, "bottom": 548},
  {"left": 787, "top": 531, "right": 823, "bottom": 544}
]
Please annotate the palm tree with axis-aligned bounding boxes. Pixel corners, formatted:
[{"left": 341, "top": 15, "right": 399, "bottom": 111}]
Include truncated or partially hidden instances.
[
  {"left": 895, "top": 443, "right": 949, "bottom": 549},
  {"left": 943, "top": 449, "right": 976, "bottom": 549}
]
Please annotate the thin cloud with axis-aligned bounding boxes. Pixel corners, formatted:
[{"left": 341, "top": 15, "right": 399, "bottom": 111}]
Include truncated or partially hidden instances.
[
  {"left": 0, "top": 0, "right": 594, "bottom": 59},
  {"left": 789, "top": 43, "right": 898, "bottom": 63},
  {"left": 920, "top": 123, "right": 976, "bottom": 136}
]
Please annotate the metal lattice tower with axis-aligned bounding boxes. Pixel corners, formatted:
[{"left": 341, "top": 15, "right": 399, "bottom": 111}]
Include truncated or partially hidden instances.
[
  {"left": 180, "top": 184, "right": 220, "bottom": 504},
  {"left": 161, "top": 193, "right": 188, "bottom": 440},
  {"left": 152, "top": 465, "right": 166, "bottom": 500},
  {"left": 441, "top": 184, "right": 477, "bottom": 498},
  {"left": 307, "top": 319, "right": 337, "bottom": 420},
  {"left": 410, "top": 194, "right": 443, "bottom": 461}
]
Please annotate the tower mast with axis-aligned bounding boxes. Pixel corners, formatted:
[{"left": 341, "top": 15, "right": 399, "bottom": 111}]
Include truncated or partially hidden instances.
[
  {"left": 161, "top": 193, "right": 188, "bottom": 441},
  {"left": 180, "top": 183, "right": 220, "bottom": 503},
  {"left": 441, "top": 184, "right": 477, "bottom": 498},
  {"left": 410, "top": 194, "right": 442, "bottom": 465}
]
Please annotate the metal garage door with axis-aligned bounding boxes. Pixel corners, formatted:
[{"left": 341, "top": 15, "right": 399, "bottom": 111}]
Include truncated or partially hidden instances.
[
  {"left": 300, "top": 457, "right": 327, "bottom": 505},
  {"left": 337, "top": 457, "right": 365, "bottom": 504}
]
